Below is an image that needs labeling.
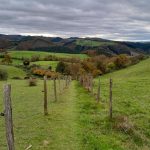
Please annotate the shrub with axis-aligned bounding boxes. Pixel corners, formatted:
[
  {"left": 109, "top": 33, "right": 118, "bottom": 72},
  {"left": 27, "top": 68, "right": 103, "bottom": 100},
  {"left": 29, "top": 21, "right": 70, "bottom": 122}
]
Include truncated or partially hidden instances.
[
  {"left": 92, "top": 69, "right": 102, "bottom": 77},
  {"left": 107, "top": 62, "right": 116, "bottom": 72},
  {"left": 32, "top": 68, "right": 46, "bottom": 76},
  {"left": 44, "top": 55, "right": 57, "bottom": 61},
  {"left": 130, "top": 56, "right": 140, "bottom": 65},
  {"left": 48, "top": 66, "right": 52, "bottom": 70},
  {"left": 28, "top": 77, "right": 37, "bottom": 86},
  {"left": 0, "top": 69, "right": 8, "bottom": 80},
  {"left": 23, "top": 59, "right": 30, "bottom": 66}
]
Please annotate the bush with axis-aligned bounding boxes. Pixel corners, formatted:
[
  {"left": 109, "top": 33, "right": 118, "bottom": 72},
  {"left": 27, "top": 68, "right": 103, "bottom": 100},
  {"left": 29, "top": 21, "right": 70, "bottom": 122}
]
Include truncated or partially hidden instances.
[
  {"left": 28, "top": 77, "right": 37, "bottom": 86},
  {"left": 23, "top": 59, "right": 30, "bottom": 66},
  {"left": 92, "top": 69, "right": 102, "bottom": 77},
  {"left": 0, "top": 69, "right": 8, "bottom": 80},
  {"left": 56, "top": 61, "right": 66, "bottom": 74},
  {"left": 44, "top": 55, "right": 57, "bottom": 61},
  {"left": 107, "top": 62, "right": 116, "bottom": 72},
  {"left": 48, "top": 66, "right": 52, "bottom": 70}
]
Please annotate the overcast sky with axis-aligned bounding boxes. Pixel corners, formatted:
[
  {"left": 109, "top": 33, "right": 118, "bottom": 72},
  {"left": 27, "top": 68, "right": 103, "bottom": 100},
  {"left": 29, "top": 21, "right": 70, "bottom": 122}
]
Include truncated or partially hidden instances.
[{"left": 0, "top": 0, "right": 150, "bottom": 41}]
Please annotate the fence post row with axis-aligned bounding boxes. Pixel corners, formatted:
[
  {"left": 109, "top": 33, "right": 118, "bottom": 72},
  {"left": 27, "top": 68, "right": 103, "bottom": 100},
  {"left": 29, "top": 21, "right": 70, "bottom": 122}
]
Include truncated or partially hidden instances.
[
  {"left": 58, "top": 77, "right": 61, "bottom": 94},
  {"left": 90, "top": 75, "right": 93, "bottom": 94},
  {"left": 4, "top": 84, "right": 15, "bottom": 150},
  {"left": 97, "top": 77, "right": 101, "bottom": 102}
]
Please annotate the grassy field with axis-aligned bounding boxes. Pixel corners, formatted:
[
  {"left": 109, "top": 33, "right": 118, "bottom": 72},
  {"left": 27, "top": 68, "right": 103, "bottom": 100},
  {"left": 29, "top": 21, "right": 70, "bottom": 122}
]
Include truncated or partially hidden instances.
[
  {"left": 0, "top": 50, "right": 87, "bottom": 72},
  {"left": 7, "top": 51, "right": 88, "bottom": 59},
  {"left": 0, "top": 58, "right": 59, "bottom": 70},
  {"left": 0, "top": 58, "right": 149, "bottom": 150},
  {"left": 31, "top": 61, "right": 59, "bottom": 70}
]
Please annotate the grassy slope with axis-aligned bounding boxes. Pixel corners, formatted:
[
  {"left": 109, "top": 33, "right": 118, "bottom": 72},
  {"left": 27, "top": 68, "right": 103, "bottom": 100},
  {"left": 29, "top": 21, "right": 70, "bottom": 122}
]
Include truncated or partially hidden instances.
[
  {"left": 8, "top": 51, "right": 88, "bottom": 59},
  {"left": 0, "top": 65, "right": 26, "bottom": 79},
  {"left": 92, "top": 58, "right": 150, "bottom": 149}
]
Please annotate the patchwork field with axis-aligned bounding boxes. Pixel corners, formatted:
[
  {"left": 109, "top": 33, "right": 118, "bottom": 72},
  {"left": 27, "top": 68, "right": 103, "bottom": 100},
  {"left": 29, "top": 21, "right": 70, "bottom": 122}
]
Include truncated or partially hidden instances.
[{"left": 7, "top": 51, "right": 88, "bottom": 59}]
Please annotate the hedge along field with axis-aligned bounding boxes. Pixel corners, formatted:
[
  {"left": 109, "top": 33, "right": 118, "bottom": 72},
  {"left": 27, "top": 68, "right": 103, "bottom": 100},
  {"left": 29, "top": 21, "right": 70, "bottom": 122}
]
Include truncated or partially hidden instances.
[
  {"left": 91, "top": 58, "right": 150, "bottom": 149},
  {"left": 7, "top": 51, "right": 88, "bottom": 59}
]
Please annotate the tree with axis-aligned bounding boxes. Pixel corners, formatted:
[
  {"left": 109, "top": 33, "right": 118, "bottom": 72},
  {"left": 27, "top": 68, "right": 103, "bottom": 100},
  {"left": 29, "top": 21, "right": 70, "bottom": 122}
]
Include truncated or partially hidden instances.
[
  {"left": 114, "top": 54, "right": 131, "bottom": 69},
  {"left": 1, "top": 52, "right": 12, "bottom": 64},
  {"left": 56, "top": 61, "right": 66, "bottom": 74},
  {"left": 48, "top": 66, "right": 52, "bottom": 71},
  {"left": 82, "top": 60, "right": 96, "bottom": 73},
  {"left": 23, "top": 59, "right": 30, "bottom": 67}
]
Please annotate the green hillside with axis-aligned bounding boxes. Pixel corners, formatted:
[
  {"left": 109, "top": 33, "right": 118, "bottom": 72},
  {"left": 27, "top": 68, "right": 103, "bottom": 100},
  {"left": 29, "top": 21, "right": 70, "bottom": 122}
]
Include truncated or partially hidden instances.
[{"left": 76, "top": 39, "right": 115, "bottom": 47}]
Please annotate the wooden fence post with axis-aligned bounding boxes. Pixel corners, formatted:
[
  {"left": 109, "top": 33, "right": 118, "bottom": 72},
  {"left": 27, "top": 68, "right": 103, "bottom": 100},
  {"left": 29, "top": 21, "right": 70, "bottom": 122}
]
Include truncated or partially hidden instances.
[
  {"left": 69, "top": 76, "right": 72, "bottom": 85},
  {"left": 54, "top": 78, "right": 57, "bottom": 101},
  {"left": 4, "top": 84, "right": 15, "bottom": 150},
  {"left": 63, "top": 76, "right": 65, "bottom": 90},
  {"left": 58, "top": 77, "right": 61, "bottom": 94},
  {"left": 44, "top": 76, "right": 48, "bottom": 115},
  {"left": 109, "top": 78, "right": 113, "bottom": 119},
  {"left": 65, "top": 76, "right": 68, "bottom": 87},
  {"left": 97, "top": 77, "right": 101, "bottom": 102},
  {"left": 90, "top": 76, "right": 93, "bottom": 94}
]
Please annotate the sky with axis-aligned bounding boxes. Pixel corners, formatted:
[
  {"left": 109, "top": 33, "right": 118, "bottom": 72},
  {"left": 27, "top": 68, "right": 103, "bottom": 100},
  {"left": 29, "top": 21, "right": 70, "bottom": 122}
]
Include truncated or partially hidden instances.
[{"left": 0, "top": 0, "right": 150, "bottom": 41}]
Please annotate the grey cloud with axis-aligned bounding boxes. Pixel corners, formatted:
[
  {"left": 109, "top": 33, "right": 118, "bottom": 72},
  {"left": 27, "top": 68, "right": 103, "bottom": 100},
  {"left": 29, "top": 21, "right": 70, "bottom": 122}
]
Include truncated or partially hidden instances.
[{"left": 0, "top": 0, "right": 150, "bottom": 41}]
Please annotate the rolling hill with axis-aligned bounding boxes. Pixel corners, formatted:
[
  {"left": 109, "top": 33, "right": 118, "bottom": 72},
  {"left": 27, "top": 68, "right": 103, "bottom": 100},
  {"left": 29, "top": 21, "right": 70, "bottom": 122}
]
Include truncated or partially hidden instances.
[{"left": 0, "top": 34, "right": 150, "bottom": 56}]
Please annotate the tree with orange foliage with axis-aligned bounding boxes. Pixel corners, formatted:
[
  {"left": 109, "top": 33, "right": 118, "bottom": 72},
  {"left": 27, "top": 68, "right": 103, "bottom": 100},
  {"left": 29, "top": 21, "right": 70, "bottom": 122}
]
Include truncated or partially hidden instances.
[{"left": 114, "top": 54, "right": 131, "bottom": 69}]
